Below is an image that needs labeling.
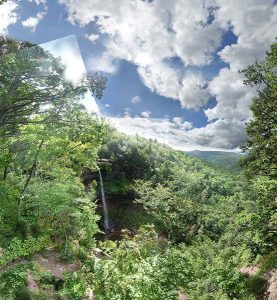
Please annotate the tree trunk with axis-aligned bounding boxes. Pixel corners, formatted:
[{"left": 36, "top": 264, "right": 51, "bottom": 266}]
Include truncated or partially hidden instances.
[
  {"left": 2, "top": 146, "right": 12, "bottom": 181},
  {"left": 18, "top": 139, "right": 44, "bottom": 206}
]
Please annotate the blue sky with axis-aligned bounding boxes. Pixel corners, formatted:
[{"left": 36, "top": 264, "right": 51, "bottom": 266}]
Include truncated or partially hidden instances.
[{"left": 1, "top": 0, "right": 276, "bottom": 150}]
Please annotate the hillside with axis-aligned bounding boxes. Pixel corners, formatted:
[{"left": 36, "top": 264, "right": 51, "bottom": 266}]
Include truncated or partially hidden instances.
[
  {"left": 186, "top": 150, "right": 244, "bottom": 173},
  {"left": 0, "top": 36, "right": 275, "bottom": 300}
]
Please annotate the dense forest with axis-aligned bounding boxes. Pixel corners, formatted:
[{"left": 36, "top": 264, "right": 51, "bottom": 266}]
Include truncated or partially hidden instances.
[
  {"left": 0, "top": 29, "right": 276, "bottom": 300},
  {"left": 186, "top": 151, "right": 243, "bottom": 173}
]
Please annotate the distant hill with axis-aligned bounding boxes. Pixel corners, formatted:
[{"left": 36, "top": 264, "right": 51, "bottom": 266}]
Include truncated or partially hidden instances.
[{"left": 186, "top": 150, "right": 244, "bottom": 173}]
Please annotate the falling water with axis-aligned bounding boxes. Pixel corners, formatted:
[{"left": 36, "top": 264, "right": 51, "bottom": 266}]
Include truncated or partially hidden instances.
[{"left": 98, "top": 169, "right": 109, "bottom": 230}]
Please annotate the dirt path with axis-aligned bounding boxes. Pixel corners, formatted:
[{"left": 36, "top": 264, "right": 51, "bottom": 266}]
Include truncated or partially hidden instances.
[{"left": 33, "top": 250, "right": 79, "bottom": 279}]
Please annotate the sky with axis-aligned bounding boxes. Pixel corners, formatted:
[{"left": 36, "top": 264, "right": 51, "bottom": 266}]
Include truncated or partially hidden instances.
[{"left": 0, "top": 0, "right": 276, "bottom": 151}]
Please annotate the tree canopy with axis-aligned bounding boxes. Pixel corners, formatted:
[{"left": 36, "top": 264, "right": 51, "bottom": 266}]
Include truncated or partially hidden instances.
[
  {"left": 0, "top": 36, "right": 276, "bottom": 299},
  {"left": 241, "top": 41, "right": 277, "bottom": 178}
]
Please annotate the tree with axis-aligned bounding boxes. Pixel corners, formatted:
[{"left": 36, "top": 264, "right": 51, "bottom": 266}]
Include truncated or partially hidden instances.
[
  {"left": 240, "top": 41, "right": 277, "bottom": 178},
  {"left": 237, "top": 41, "right": 277, "bottom": 259},
  {"left": 0, "top": 37, "right": 108, "bottom": 248},
  {"left": 0, "top": 44, "right": 107, "bottom": 137},
  {"left": 0, "top": 37, "right": 33, "bottom": 56}
]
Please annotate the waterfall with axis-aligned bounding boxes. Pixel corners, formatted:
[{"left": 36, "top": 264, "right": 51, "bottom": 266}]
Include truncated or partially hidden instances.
[{"left": 98, "top": 169, "right": 109, "bottom": 230}]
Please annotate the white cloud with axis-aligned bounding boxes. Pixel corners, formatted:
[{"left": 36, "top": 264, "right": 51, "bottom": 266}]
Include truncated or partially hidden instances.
[
  {"left": 173, "top": 117, "right": 183, "bottom": 126},
  {"left": 206, "top": 68, "right": 253, "bottom": 121},
  {"left": 131, "top": 95, "right": 141, "bottom": 104},
  {"left": 123, "top": 107, "right": 132, "bottom": 117},
  {"left": 22, "top": 12, "right": 45, "bottom": 31},
  {"left": 205, "top": 0, "right": 277, "bottom": 124},
  {"left": 84, "top": 33, "right": 99, "bottom": 43},
  {"left": 141, "top": 111, "right": 151, "bottom": 118},
  {"left": 87, "top": 52, "right": 118, "bottom": 74},
  {"left": 173, "top": 117, "right": 193, "bottom": 130},
  {"left": 22, "top": 0, "right": 48, "bottom": 31},
  {"left": 60, "top": 0, "right": 277, "bottom": 149},
  {"left": 27, "top": 0, "right": 47, "bottom": 5},
  {"left": 109, "top": 117, "right": 244, "bottom": 151},
  {"left": 0, "top": 1, "right": 18, "bottom": 35},
  {"left": 109, "top": 117, "right": 171, "bottom": 145},
  {"left": 59, "top": 0, "right": 222, "bottom": 108},
  {"left": 180, "top": 73, "right": 210, "bottom": 108},
  {"left": 186, "top": 119, "right": 247, "bottom": 149},
  {"left": 171, "top": 0, "right": 223, "bottom": 66}
]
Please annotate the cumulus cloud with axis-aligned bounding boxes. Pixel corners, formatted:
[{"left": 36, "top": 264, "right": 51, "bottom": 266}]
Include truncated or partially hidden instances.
[
  {"left": 109, "top": 117, "right": 244, "bottom": 151},
  {"left": 214, "top": 0, "right": 277, "bottom": 75},
  {"left": 22, "top": 0, "right": 48, "bottom": 31},
  {"left": 206, "top": 68, "right": 253, "bottom": 121},
  {"left": 60, "top": 0, "right": 277, "bottom": 149},
  {"left": 87, "top": 52, "right": 118, "bottom": 74},
  {"left": 22, "top": 12, "right": 45, "bottom": 31},
  {"left": 180, "top": 73, "right": 210, "bottom": 108},
  {"left": 131, "top": 95, "right": 141, "bottom": 104},
  {"left": 84, "top": 33, "right": 99, "bottom": 43},
  {"left": 203, "top": 0, "right": 277, "bottom": 138},
  {"left": 173, "top": 117, "right": 193, "bottom": 130},
  {"left": 59, "top": 0, "right": 222, "bottom": 108},
  {"left": 0, "top": 1, "right": 18, "bottom": 35},
  {"left": 186, "top": 119, "right": 247, "bottom": 149},
  {"left": 141, "top": 111, "right": 151, "bottom": 118}
]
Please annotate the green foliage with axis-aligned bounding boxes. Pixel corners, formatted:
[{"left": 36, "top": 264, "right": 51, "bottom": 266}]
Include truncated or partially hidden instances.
[
  {"left": 93, "top": 226, "right": 182, "bottom": 300},
  {"left": 241, "top": 41, "right": 277, "bottom": 178},
  {"left": 0, "top": 37, "right": 108, "bottom": 250},
  {"left": 181, "top": 240, "right": 254, "bottom": 299},
  {"left": 0, "top": 36, "right": 275, "bottom": 300},
  {"left": 0, "top": 264, "right": 31, "bottom": 300},
  {"left": 187, "top": 150, "right": 243, "bottom": 173},
  {"left": 60, "top": 271, "right": 87, "bottom": 300},
  {"left": 109, "top": 205, "right": 156, "bottom": 231},
  {"left": 135, "top": 181, "right": 197, "bottom": 242},
  {"left": 0, "top": 42, "right": 107, "bottom": 137},
  {"left": 103, "top": 178, "right": 132, "bottom": 195},
  {"left": 258, "top": 249, "right": 277, "bottom": 274},
  {"left": 0, "top": 236, "right": 48, "bottom": 266},
  {"left": 0, "top": 37, "right": 33, "bottom": 56}
]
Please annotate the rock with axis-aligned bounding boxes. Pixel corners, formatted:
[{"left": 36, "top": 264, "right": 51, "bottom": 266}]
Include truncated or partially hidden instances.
[
  {"left": 264, "top": 270, "right": 277, "bottom": 300},
  {"left": 27, "top": 273, "right": 39, "bottom": 293},
  {"left": 240, "top": 266, "right": 259, "bottom": 276},
  {"left": 178, "top": 290, "right": 188, "bottom": 300},
  {"left": 33, "top": 250, "right": 79, "bottom": 280}
]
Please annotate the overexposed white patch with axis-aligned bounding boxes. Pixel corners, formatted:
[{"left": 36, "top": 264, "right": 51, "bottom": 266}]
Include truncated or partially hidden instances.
[
  {"left": 41, "top": 35, "right": 85, "bottom": 82},
  {"left": 40, "top": 35, "right": 99, "bottom": 114}
]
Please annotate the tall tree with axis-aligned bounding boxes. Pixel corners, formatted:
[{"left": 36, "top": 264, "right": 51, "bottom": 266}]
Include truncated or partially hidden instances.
[
  {"left": 240, "top": 41, "right": 277, "bottom": 178},
  {"left": 0, "top": 44, "right": 106, "bottom": 137}
]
